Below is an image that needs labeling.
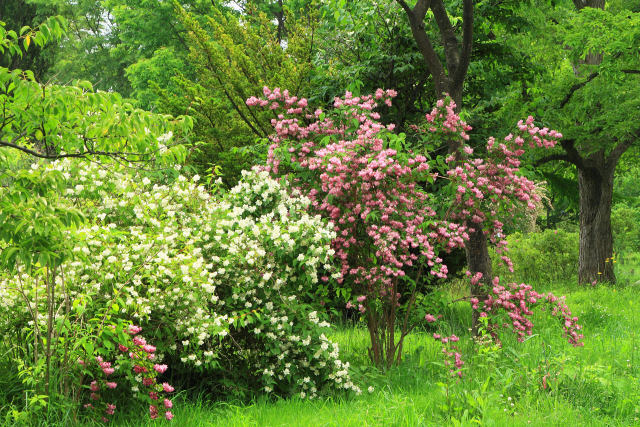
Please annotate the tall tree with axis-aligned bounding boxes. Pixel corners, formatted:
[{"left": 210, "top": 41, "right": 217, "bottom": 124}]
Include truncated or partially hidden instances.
[
  {"left": 532, "top": 0, "right": 640, "bottom": 284},
  {"left": 395, "top": 0, "right": 473, "bottom": 109}
]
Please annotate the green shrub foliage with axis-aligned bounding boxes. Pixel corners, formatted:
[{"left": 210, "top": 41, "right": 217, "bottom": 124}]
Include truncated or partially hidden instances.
[
  {"left": 492, "top": 229, "right": 579, "bottom": 284},
  {"left": 0, "top": 160, "right": 359, "bottom": 408}
]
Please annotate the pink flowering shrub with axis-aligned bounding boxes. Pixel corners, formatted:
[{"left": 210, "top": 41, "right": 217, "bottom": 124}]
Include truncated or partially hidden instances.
[
  {"left": 247, "top": 87, "right": 467, "bottom": 368},
  {"left": 420, "top": 98, "right": 583, "bottom": 348},
  {"left": 247, "top": 88, "right": 584, "bottom": 370},
  {"left": 418, "top": 98, "right": 563, "bottom": 271},
  {"left": 470, "top": 275, "right": 583, "bottom": 347},
  {"left": 80, "top": 322, "right": 175, "bottom": 422}
]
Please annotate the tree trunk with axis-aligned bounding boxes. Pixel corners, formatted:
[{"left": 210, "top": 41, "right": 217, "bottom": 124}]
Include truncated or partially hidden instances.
[
  {"left": 577, "top": 158, "right": 615, "bottom": 284},
  {"left": 465, "top": 225, "right": 493, "bottom": 334}
]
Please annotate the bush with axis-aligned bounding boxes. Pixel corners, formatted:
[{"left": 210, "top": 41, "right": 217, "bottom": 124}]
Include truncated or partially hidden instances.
[
  {"left": 611, "top": 202, "right": 640, "bottom": 256},
  {"left": 0, "top": 160, "right": 359, "bottom": 421},
  {"left": 491, "top": 229, "right": 579, "bottom": 284}
]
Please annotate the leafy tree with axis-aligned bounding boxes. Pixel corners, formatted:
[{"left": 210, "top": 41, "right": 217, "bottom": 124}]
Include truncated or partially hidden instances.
[
  {"left": 158, "top": 0, "right": 317, "bottom": 183},
  {"left": 0, "top": 0, "right": 59, "bottom": 79},
  {"left": 526, "top": 0, "right": 640, "bottom": 284}
]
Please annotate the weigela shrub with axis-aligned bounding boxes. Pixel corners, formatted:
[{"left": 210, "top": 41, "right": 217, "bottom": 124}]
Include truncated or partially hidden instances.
[
  {"left": 0, "top": 160, "right": 359, "bottom": 402},
  {"left": 247, "top": 87, "right": 469, "bottom": 368}
]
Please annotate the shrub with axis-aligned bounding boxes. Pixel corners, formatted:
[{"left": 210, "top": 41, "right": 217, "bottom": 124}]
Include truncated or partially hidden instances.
[
  {"left": 0, "top": 159, "right": 359, "bottom": 421},
  {"left": 491, "top": 229, "right": 579, "bottom": 284},
  {"left": 611, "top": 202, "right": 640, "bottom": 256}
]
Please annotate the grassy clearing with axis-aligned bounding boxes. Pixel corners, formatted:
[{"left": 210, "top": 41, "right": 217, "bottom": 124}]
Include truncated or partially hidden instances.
[{"left": 103, "top": 264, "right": 640, "bottom": 427}]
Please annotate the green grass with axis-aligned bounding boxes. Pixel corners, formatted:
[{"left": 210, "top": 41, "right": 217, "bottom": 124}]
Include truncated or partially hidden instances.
[
  {"left": 4, "top": 264, "right": 640, "bottom": 426},
  {"left": 103, "top": 266, "right": 640, "bottom": 427}
]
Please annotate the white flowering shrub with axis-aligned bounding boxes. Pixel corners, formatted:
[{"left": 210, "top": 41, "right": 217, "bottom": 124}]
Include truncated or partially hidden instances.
[{"left": 0, "top": 161, "right": 359, "bottom": 401}]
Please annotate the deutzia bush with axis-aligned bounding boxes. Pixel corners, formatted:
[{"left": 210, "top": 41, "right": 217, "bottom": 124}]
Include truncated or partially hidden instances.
[{"left": 0, "top": 160, "right": 358, "bottom": 407}]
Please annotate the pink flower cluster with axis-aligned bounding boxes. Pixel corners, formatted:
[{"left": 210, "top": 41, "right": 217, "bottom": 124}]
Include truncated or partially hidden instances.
[
  {"left": 420, "top": 99, "right": 563, "bottom": 270},
  {"left": 432, "top": 332, "right": 464, "bottom": 377},
  {"left": 474, "top": 276, "right": 583, "bottom": 347},
  {"left": 82, "top": 324, "right": 175, "bottom": 422},
  {"left": 248, "top": 88, "right": 467, "bottom": 313}
]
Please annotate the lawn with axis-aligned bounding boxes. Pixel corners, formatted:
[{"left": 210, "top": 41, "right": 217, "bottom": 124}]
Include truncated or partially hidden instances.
[{"left": 105, "top": 264, "right": 640, "bottom": 427}]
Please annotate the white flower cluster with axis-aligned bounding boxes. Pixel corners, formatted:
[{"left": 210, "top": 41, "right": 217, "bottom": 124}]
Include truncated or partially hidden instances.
[{"left": 0, "top": 161, "right": 358, "bottom": 397}]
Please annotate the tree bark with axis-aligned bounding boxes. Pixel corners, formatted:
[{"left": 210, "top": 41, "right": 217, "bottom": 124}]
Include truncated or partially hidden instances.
[
  {"left": 465, "top": 225, "right": 492, "bottom": 334},
  {"left": 396, "top": 0, "right": 487, "bottom": 332},
  {"left": 577, "top": 160, "right": 615, "bottom": 284}
]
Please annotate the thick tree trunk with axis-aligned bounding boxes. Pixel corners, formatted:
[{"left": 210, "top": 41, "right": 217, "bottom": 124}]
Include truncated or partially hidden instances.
[
  {"left": 577, "top": 160, "right": 615, "bottom": 284},
  {"left": 465, "top": 226, "right": 493, "bottom": 334}
]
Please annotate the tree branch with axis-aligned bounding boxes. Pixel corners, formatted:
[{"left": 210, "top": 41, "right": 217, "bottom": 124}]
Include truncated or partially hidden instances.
[
  {"left": 560, "top": 71, "right": 598, "bottom": 108},
  {"left": 430, "top": 0, "right": 460, "bottom": 75},
  {"left": 395, "top": 0, "right": 413, "bottom": 15},
  {"left": 452, "top": 0, "right": 473, "bottom": 89},
  {"left": 606, "top": 136, "right": 636, "bottom": 170},
  {"left": 534, "top": 153, "right": 573, "bottom": 167},
  {"left": 0, "top": 137, "right": 160, "bottom": 162},
  {"left": 396, "top": 0, "right": 448, "bottom": 95},
  {"left": 560, "top": 138, "right": 587, "bottom": 170},
  {"left": 413, "top": 0, "right": 432, "bottom": 20}
]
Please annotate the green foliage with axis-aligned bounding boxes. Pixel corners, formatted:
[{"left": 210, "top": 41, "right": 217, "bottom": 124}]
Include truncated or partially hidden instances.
[
  {"left": 165, "top": 1, "right": 317, "bottom": 183},
  {"left": 492, "top": 230, "right": 579, "bottom": 284},
  {"left": 312, "top": 0, "right": 428, "bottom": 127},
  {"left": 611, "top": 203, "right": 640, "bottom": 254},
  {"left": 0, "top": 161, "right": 360, "bottom": 412}
]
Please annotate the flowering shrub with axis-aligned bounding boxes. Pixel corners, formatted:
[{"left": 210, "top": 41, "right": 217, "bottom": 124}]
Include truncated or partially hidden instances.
[
  {"left": 247, "top": 88, "right": 583, "bottom": 370},
  {"left": 80, "top": 323, "right": 175, "bottom": 422},
  {"left": 247, "top": 87, "right": 468, "bottom": 368},
  {"left": 0, "top": 159, "right": 359, "bottom": 410}
]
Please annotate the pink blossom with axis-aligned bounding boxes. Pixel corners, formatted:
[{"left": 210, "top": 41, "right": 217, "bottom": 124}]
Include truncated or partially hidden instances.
[
  {"left": 142, "top": 344, "right": 156, "bottom": 353},
  {"left": 154, "top": 364, "right": 168, "bottom": 374},
  {"left": 128, "top": 325, "right": 142, "bottom": 335},
  {"left": 162, "top": 383, "right": 175, "bottom": 393}
]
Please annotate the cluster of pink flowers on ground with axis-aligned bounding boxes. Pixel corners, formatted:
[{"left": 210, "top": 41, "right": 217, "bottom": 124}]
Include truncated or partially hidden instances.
[
  {"left": 247, "top": 88, "right": 467, "bottom": 310},
  {"left": 81, "top": 324, "right": 175, "bottom": 422},
  {"left": 426, "top": 315, "right": 465, "bottom": 377}
]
